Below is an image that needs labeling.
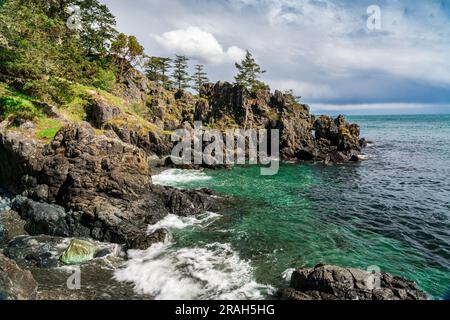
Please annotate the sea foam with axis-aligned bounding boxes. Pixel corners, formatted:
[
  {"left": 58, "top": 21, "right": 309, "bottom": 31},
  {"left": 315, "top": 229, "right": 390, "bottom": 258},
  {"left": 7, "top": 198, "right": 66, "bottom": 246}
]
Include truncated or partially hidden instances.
[
  {"left": 147, "top": 212, "right": 221, "bottom": 234},
  {"left": 114, "top": 242, "right": 271, "bottom": 300},
  {"left": 115, "top": 210, "right": 271, "bottom": 300},
  {"left": 152, "top": 169, "right": 212, "bottom": 187}
]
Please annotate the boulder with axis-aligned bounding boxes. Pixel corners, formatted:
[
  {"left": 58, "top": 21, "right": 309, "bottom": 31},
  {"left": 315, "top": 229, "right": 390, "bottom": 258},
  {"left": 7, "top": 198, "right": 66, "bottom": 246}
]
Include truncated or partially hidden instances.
[
  {"left": 0, "top": 253, "right": 38, "bottom": 300},
  {"left": 60, "top": 239, "right": 97, "bottom": 265},
  {"left": 281, "top": 264, "right": 429, "bottom": 300},
  {"left": 86, "top": 92, "right": 122, "bottom": 128},
  {"left": 0, "top": 210, "right": 27, "bottom": 248},
  {"left": 5, "top": 235, "right": 122, "bottom": 269}
]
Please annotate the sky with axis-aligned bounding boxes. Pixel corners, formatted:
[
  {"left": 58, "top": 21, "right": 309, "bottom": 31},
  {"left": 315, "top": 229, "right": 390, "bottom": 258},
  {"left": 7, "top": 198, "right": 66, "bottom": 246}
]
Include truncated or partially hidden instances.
[{"left": 101, "top": 0, "right": 450, "bottom": 115}]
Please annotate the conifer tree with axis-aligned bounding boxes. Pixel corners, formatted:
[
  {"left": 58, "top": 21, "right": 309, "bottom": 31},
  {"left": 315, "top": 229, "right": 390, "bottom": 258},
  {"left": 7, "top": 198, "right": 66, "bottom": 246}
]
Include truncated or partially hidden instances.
[
  {"left": 145, "top": 56, "right": 172, "bottom": 88},
  {"left": 234, "top": 50, "right": 266, "bottom": 91},
  {"left": 193, "top": 64, "right": 209, "bottom": 95},
  {"left": 172, "top": 55, "right": 190, "bottom": 89}
]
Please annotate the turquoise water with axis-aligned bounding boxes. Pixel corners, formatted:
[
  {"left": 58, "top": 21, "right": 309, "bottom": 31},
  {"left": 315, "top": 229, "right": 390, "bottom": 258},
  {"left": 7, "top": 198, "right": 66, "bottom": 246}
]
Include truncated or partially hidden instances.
[{"left": 155, "top": 114, "right": 450, "bottom": 299}]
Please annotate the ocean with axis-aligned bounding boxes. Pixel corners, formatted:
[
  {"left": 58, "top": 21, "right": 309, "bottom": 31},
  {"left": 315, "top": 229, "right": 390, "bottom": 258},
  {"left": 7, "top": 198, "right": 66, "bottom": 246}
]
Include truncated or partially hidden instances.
[{"left": 2, "top": 115, "right": 449, "bottom": 299}]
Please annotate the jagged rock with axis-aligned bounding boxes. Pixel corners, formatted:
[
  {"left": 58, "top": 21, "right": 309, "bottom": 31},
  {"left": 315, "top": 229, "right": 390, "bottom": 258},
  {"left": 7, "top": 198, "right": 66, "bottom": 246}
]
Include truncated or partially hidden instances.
[
  {"left": 0, "top": 123, "right": 221, "bottom": 249},
  {"left": 116, "top": 64, "right": 152, "bottom": 104},
  {"left": 86, "top": 92, "right": 122, "bottom": 128},
  {"left": 0, "top": 210, "right": 27, "bottom": 248},
  {"left": 106, "top": 123, "right": 173, "bottom": 157},
  {"left": 0, "top": 253, "right": 38, "bottom": 300},
  {"left": 33, "top": 101, "right": 61, "bottom": 119},
  {"left": 198, "top": 82, "right": 363, "bottom": 163},
  {"left": 280, "top": 264, "right": 429, "bottom": 300}
]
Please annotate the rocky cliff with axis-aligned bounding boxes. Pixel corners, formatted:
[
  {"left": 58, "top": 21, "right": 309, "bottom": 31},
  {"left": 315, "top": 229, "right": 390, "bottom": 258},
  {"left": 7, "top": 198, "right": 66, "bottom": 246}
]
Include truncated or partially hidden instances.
[{"left": 0, "top": 122, "right": 220, "bottom": 250}]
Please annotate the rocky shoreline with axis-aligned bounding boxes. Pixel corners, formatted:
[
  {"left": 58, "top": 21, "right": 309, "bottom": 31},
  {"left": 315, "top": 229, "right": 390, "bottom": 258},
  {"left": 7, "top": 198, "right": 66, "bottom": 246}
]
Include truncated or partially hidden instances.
[{"left": 0, "top": 75, "right": 425, "bottom": 301}]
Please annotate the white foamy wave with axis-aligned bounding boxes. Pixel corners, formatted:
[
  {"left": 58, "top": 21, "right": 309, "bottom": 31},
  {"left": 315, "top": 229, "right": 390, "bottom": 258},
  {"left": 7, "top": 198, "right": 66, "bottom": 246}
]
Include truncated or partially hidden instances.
[
  {"left": 114, "top": 242, "right": 272, "bottom": 300},
  {"left": 282, "top": 268, "right": 296, "bottom": 283},
  {"left": 358, "top": 154, "right": 369, "bottom": 161},
  {"left": 147, "top": 212, "right": 221, "bottom": 234},
  {"left": 152, "top": 169, "right": 212, "bottom": 187}
]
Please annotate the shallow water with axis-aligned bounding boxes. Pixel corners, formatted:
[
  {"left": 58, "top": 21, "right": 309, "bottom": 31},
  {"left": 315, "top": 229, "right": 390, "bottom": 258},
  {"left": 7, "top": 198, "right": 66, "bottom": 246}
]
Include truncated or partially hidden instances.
[{"left": 137, "top": 114, "right": 450, "bottom": 299}]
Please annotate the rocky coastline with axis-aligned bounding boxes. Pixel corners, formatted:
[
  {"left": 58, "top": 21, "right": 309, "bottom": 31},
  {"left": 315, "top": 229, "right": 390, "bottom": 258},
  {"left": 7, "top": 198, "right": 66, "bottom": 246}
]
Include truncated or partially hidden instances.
[{"left": 0, "top": 70, "right": 425, "bottom": 301}]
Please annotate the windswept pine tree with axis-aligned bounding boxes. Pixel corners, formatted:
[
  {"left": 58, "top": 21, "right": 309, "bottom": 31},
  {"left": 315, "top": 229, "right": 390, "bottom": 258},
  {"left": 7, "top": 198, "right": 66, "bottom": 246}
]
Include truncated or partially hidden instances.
[
  {"left": 234, "top": 50, "right": 267, "bottom": 92},
  {"left": 145, "top": 56, "right": 172, "bottom": 88},
  {"left": 193, "top": 64, "right": 209, "bottom": 95},
  {"left": 111, "top": 33, "right": 145, "bottom": 78},
  {"left": 172, "top": 55, "right": 190, "bottom": 89}
]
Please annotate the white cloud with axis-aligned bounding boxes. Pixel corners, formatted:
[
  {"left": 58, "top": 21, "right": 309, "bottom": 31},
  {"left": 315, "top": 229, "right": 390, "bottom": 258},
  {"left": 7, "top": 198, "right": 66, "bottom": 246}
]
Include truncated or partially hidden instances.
[
  {"left": 268, "top": 79, "right": 338, "bottom": 100},
  {"left": 151, "top": 26, "right": 246, "bottom": 64}
]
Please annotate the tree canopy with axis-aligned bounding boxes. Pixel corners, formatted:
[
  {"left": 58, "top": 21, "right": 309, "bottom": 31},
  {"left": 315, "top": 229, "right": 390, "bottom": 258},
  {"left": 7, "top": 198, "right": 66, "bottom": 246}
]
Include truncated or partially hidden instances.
[
  {"left": 172, "top": 55, "right": 190, "bottom": 89},
  {"left": 193, "top": 64, "right": 209, "bottom": 95},
  {"left": 145, "top": 56, "right": 172, "bottom": 88},
  {"left": 234, "top": 51, "right": 267, "bottom": 91}
]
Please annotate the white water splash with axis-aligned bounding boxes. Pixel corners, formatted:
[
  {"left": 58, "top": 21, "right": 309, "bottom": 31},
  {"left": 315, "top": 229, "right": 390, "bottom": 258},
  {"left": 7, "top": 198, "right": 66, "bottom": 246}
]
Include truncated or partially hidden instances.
[
  {"left": 282, "top": 268, "right": 296, "bottom": 283},
  {"left": 358, "top": 154, "right": 370, "bottom": 161},
  {"left": 114, "top": 242, "right": 272, "bottom": 300},
  {"left": 152, "top": 169, "right": 212, "bottom": 187},
  {"left": 147, "top": 212, "right": 221, "bottom": 234},
  {"left": 115, "top": 209, "right": 271, "bottom": 300}
]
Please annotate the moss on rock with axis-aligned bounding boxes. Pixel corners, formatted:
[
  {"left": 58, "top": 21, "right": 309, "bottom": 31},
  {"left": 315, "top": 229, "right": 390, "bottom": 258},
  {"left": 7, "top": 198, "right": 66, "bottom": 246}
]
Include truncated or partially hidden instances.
[{"left": 60, "top": 239, "right": 97, "bottom": 265}]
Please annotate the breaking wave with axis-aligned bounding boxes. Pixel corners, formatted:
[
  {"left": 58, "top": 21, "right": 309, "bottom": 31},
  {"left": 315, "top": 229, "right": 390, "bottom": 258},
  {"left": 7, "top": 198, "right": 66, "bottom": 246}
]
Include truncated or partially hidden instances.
[
  {"left": 152, "top": 169, "right": 212, "bottom": 187},
  {"left": 115, "top": 209, "right": 271, "bottom": 300}
]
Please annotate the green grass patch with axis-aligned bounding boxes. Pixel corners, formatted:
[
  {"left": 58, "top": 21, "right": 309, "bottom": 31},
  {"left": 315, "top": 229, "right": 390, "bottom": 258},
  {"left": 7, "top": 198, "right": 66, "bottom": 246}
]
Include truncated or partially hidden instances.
[
  {"left": 0, "top": 83, "right": 43, "bottom": 121},
  {"left": 36, "top": 118, "right": 63, "bottom": 140}
]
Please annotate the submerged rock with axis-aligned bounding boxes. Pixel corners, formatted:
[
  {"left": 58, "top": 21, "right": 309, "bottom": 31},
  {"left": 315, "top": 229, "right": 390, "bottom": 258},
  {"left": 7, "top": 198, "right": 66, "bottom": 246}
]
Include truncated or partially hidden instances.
[
  {"left": 0, "top": 253, "right": 38, "bottom": 300},
  {"left": 60, "top": 239, "right": 97, "bottom": 265},
  {"left": 280, "top": 264, "right": 429, "bottom": 300}
]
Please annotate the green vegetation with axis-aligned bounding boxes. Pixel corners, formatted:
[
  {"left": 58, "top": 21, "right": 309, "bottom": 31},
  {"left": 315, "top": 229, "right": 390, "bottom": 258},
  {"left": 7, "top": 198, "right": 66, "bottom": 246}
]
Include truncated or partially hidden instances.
[
  {"left": 36, "top": 118, "right": 63, "bottom": 140},
  {"left": 235, "top": 51, "right": 268, "bottom": 92},
  {"left": 0, "top": 83, "right": 42, "bottom": 121},
  {"left": 172, "top": 55, "right": 191, "bottom": 89},
  {"left": 111, "top": 33, "right": 145, "bottom": 79},
  {"left": 193, "top": 64, "right": 209, "bottom": 95},
  {"left": 145, "top": 56, "right": 172, "bottom": 88},
  {"left": 0, "top": 0, "right": 273, "bottom": 144}
]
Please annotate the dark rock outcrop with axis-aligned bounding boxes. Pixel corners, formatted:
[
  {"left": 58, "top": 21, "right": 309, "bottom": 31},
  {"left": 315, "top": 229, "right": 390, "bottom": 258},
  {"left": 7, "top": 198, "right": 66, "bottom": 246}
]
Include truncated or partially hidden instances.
[
  {"left": 86, "top": 92, "right": 122, "bottom": 129},
  {"left": 0, "top": 253, "right": 38, "bottom": 300},
  {"left": 0, "top": 210, "right": 26, "bottom": 248},
  {"left": 281, "top": 264, "right": 429, "bottom": 300},
  {"left": 0, "top": 123, "right": 221, "bottom": 249},
  {"left": 196, "top": 82, "right": 364, "bottom": 163}
]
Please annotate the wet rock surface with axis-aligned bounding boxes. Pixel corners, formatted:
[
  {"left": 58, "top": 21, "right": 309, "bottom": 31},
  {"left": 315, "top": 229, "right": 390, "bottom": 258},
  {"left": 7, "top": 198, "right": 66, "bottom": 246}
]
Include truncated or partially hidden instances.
[
  {"left": 281, "top": 264, "right": 429, "bottom": 300},
  {"left": 0, "top": 253, "right": 38, "bottom": 300}
]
